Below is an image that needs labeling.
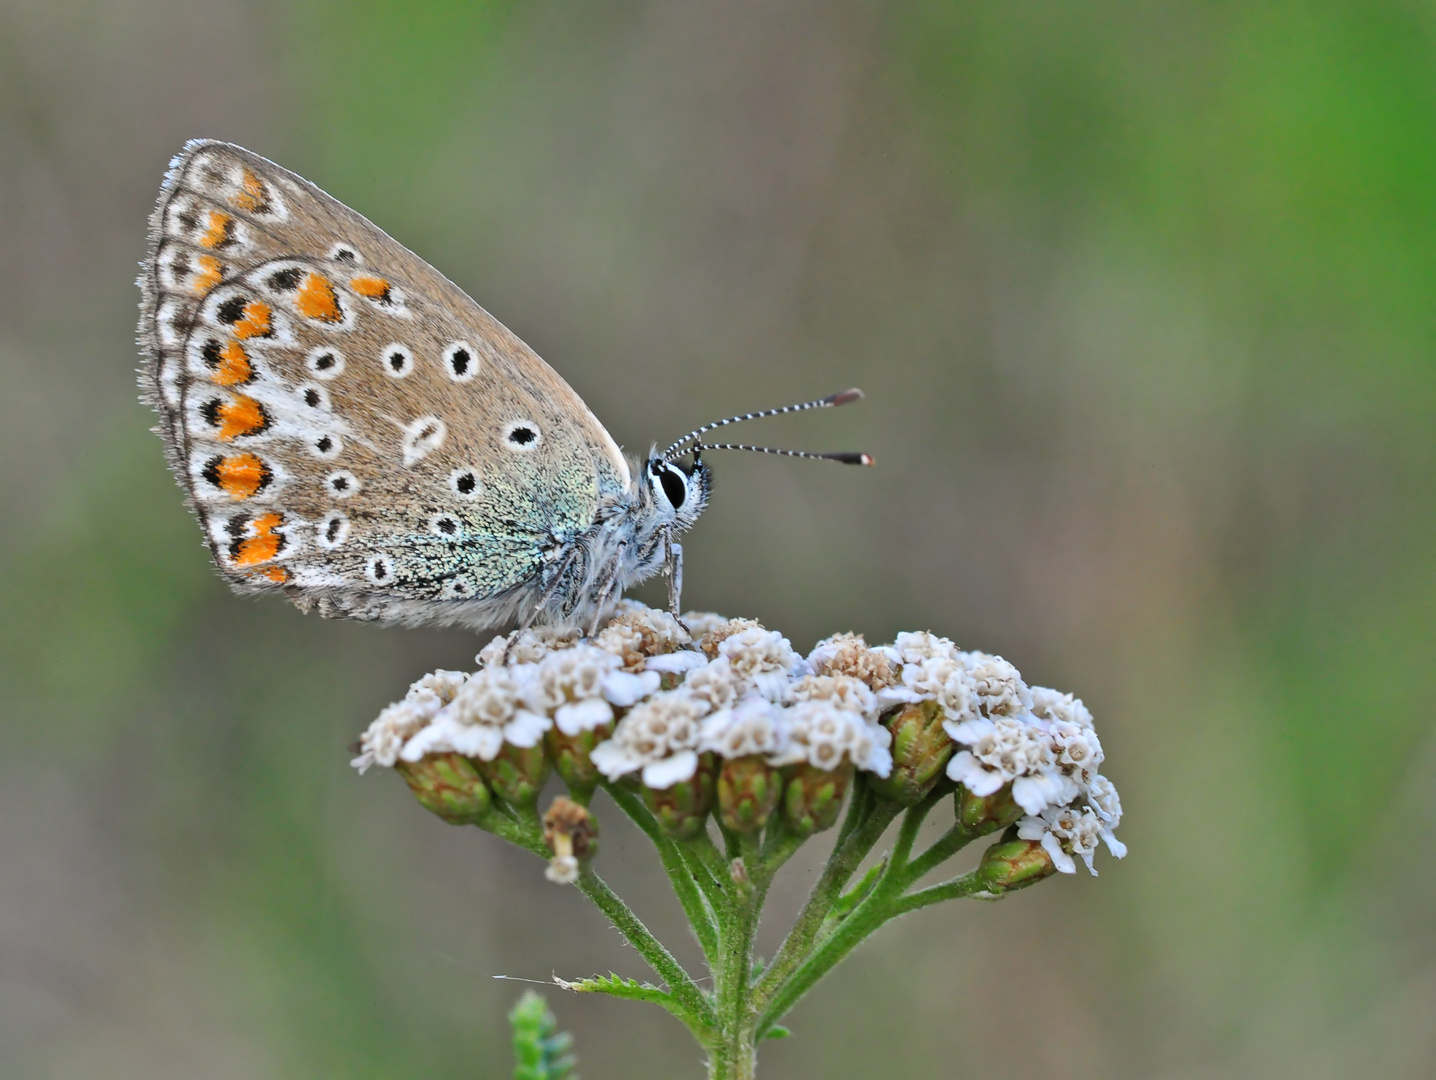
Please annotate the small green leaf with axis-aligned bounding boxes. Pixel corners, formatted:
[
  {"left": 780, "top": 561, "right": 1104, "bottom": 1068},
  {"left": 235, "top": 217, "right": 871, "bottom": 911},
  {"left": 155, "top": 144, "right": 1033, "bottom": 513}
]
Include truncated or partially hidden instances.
[{"left": 763, "top": 1024, "right": 793, "bottom": 1040}]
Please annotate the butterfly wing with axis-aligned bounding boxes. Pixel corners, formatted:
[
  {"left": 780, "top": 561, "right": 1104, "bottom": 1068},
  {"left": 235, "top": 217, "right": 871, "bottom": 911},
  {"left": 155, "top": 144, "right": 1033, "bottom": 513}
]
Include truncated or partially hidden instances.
[{"left": 138, "top": 140, "right": 632, "bottom": 627}]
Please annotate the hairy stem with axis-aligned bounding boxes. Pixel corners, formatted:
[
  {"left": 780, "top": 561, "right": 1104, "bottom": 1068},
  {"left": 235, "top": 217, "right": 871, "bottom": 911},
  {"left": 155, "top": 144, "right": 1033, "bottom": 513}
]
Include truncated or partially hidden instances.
[
  {"left": 602, "top": 782, "right": 720, "bottom": 961},
  {"left": 752, "top": 800, "right": 899, "bottom": 1008},
  {"left": 574, "top": 867, "right": 713, "bottom": 1028}
]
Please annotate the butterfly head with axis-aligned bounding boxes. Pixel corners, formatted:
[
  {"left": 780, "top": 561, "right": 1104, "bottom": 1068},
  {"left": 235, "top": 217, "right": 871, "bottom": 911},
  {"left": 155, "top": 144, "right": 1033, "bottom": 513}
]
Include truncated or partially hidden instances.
[{"left": 642, "top": 452, "right": 711, "bottom": 531}]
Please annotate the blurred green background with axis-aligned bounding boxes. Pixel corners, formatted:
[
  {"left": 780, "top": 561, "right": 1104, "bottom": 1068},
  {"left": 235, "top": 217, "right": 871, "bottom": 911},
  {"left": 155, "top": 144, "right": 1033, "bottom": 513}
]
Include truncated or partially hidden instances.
[{"left": 2, "top": 2, "right": 1433, "bottom": 1076}]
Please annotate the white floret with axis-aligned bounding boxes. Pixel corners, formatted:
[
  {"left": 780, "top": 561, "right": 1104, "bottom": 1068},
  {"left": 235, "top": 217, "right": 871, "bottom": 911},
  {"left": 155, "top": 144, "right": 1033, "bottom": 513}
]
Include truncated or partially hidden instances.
[
  {"left": 944, "top": 714, "right": 1076, "bottom": 814},
  {"left": 960, "top": 651, "right": 1032, "bottom": 719},
  {"left": 401, "top": 667, "right": 551, "bottom": 763},
  {"left": 1017, "top": 804, "right": 1126, "bottom": 875},
  {"left": 589, "top": 692, "right": 706, "bottom": 788},
  {"left": 352, "top": 700, "right": 432, "bottom": 773},
  {"left": 891, "top": 631, "right": 960, "bottom": 665},
  {"left": 718, "top": 627, "right": 804, "bottom": 700},
  {"left": 769, "top": 700, "right": 892, "bottom": 776},
  {"left": 700, "top": 698, "right": 788, "bottom": 759}
]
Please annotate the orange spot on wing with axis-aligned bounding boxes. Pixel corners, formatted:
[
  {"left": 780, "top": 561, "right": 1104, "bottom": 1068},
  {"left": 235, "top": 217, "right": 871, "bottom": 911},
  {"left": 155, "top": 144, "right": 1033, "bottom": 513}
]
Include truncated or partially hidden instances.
[
  {"left": 233, "top": 512, "right": 284, "bottom": 567},
  {"left": 199, "top": 210, "right": 234, "bottom": 249},
  {"left": 211, "top": 341, "right": 252, "bottom": 386},
  {"left": 233, "top": 169, "right": 268, "bottom": 212},
  {"left": 232, "top": 301, "right": 272, "bottom": 339},
  {"left": 260, "top": 566, "right": 290, "bottom": 583},
  {"left": 349, "top": 274, "right": 391, "bottom": 300},
  {"left": 296, "top": 273, "right": 343, "bottom": 322},
  {"left": 192, "top": 254, "right": 223, "bottom": 296},
  {"left": 214, "top": 453, "right": 270, "bottom": 499},
  {"left": 216, "top": 395, "right": 269, "bottom": 440}
]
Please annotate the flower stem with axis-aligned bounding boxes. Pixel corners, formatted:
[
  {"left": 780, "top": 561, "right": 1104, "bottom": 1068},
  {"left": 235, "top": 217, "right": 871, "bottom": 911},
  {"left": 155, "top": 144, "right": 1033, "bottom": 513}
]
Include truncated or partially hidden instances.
[
  {"left": 753, "top": 869, "right": 985, "bottom": 1039},
  {"left": 574, "top": 867, "right": 714, "bottom": 1028},
  {"left": 602, "top": 781, "right": 720, "bottom": 961},
  {"left": 752, "top": 799, "right": 900, "bottom": 1008}
]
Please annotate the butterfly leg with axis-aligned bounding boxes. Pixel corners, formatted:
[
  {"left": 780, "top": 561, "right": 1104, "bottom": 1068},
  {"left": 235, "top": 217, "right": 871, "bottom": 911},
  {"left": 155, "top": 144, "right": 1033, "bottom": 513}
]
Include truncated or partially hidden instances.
[
  {"left": 586, "top": 540, "right": 628, "bottom": 637},
  {"left": 506, "top": 549, "right": 580, "bottom": 664},
  {"left": 665, "top": 530, "right": 685, "bottom": 622}
]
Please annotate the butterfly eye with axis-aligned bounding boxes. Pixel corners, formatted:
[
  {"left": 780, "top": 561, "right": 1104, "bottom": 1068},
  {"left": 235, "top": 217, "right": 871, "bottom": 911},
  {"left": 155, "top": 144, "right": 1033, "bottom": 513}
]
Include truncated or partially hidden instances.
[
  {"left": 658, "top": 466, "right": 688, "bottom": 509},
  {"left": 381, "top": 343, "right": 414, "bottom": 378},
  {"left": 449, "top": 468, "right": 483, "bottom": 499},
  {"left": 326, "top": 470, "right": 360, "bottom": 498},
  {"left": 443, "top": 341, "right": 477, "bottom": 382},
  {"left": 503, "top": 420, "right": 542, "bottom": 452},
  {"left": 306, "top": 346, "right": 345, "bottom": 379}
]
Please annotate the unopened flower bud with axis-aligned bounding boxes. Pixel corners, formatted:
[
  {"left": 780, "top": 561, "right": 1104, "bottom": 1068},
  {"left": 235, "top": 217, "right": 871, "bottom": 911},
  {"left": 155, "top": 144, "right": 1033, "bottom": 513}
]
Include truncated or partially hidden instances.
[
  {"left": 781, "top": 761, "right": 854, "bottom": 837},
  {"left": 868, "top": 701, "right": 953, "bottom": 805},
  {"left": 545, "top": 722, "right": 614, "bottom": 804},
  {"left": 642, "top": 752, "right": 718, "bottom": 839},
  {"left": 716, "top": 754, "right": 783, "bottom": 834},
  {"left": 955, "top": 782, "right": 1023, "bottom": 832},
  {"left": 394, "top": 752, "right": 493, "bottom": 826},
  {"left": 479, "top": 742, "right": 552, "bottom": 808},
  {"left": 543, "top": 796, "right": 599, "bottom": 885},
  {"left": 974, "top": 831, "right": 1058, "bottom": 894}
]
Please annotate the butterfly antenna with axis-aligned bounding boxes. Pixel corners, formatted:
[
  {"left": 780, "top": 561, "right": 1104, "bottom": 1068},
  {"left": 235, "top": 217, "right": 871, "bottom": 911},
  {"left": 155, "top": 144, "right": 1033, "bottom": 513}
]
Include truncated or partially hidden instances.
[
  {"left": 663, "top": 388, "right": 864, "bottom": 461},
  {"left": 693, "top": 443, "right": 874, "bottom": 466}
]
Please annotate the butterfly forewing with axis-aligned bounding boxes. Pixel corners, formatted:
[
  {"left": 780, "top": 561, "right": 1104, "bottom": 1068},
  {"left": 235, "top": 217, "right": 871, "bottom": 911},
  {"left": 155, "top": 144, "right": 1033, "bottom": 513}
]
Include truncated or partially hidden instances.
[{"left": 139, "top": 141, "right": 632, "bottom": 616}]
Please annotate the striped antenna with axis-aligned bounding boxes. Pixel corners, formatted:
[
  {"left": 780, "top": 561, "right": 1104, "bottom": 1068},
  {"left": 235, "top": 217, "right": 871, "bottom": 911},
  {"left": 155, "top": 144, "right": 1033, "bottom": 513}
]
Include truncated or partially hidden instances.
[
  {"left": 662, "top": 388, "right": 864, "bottom": 461},
  {"left": 694, "top": 443, "right": 874, "bottom": 466}
]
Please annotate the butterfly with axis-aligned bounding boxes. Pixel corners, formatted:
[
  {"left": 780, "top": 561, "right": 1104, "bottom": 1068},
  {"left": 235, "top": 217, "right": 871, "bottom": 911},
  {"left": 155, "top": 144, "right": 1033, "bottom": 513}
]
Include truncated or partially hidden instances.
[{"left": 137, "top": 140, "right": 869, "bottom": 634}]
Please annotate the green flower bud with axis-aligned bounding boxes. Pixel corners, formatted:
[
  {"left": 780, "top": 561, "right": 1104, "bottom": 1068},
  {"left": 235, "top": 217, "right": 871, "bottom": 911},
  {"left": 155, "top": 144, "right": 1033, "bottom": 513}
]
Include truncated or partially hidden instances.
[
  {"left": 395, "top": 752, "right": 493, "bottom": 825},
  {"left": 545, "top": 723, "right": 614, "bottom": 805},
  {"left": 717, "top": 754, "right": 783, "bottom": 834},
  {"left": 479, "top": 742, "right": 552, "bottom": 809},
  {"left": 868, "top": 701, "right": 953, "bottom": 805},
  {"left": 955, "top": 782, "right": 1023, "bottom": 832},
  {"left": 642, "top": 752, "right": 718, "bottom": 839},
  {"left": 975, "top": 830, "right": 1058, "bottom": 894},
  {"left": 782, "top": 761, "right": 854, "bottom": 837}
]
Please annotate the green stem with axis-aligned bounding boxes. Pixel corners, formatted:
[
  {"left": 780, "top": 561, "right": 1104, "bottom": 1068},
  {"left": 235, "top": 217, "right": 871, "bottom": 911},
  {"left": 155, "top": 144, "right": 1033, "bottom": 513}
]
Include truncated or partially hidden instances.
[
  {"left": 901, "top": 823, "right": 983, "bottom": 884},
  {"left": 602, "top": 782, "right": 720, "bottom": 961},
  {"left": 705, "top": 833, "right": 770, "bottom": 1080},
  {"left": 751, "top": 801, "right": 899, "bottom": 1009},
  {"left": 574, "top": 867, "right": 714, "bottom": 1028},
  {"left": 682, "top": 830, "right": 734, "bottom": 912},
  {"left": 889, "top": 870, "right": 985, "bottom": 915},
  {"left": 889, "top": 797, "right": 935, "bottom": 871},
  {"left": 480, "top": 814, "right": 549, "bottom": 859}
]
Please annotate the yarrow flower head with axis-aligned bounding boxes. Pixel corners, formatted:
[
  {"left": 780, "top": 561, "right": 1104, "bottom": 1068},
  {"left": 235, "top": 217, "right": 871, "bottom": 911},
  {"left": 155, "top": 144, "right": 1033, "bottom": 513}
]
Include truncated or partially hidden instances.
[{"left": 353, "top": 602, "right": 1123, "bottom": 870}]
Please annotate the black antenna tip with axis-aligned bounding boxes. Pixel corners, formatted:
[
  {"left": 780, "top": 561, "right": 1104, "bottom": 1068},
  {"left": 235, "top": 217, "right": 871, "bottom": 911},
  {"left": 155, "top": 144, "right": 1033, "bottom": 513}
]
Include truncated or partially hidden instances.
[
  {"left": 826, "top": 388, "right": 865, "bottom": 407},
  {"left": 829, "top": 451, "right": 875, "bottom": 466}
]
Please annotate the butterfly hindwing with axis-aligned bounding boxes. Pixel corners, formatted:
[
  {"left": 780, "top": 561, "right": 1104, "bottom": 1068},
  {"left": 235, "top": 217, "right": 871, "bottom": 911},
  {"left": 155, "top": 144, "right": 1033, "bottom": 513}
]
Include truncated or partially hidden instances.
[{"left": 139, "top": 140, "right": 633, "bottom": 622}]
